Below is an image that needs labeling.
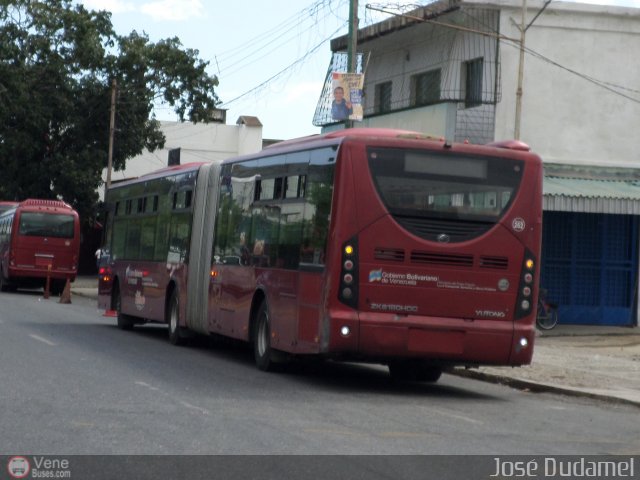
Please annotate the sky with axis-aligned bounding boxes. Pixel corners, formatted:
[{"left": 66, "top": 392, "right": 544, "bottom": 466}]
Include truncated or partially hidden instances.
[{"left": 79, "top": 0, "right": 640, "bottom": 141}]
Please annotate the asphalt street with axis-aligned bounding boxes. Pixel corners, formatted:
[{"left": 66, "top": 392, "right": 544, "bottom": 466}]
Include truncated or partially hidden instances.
[{"left": 0, "top": 289, "right": 638, "bottom": 456}]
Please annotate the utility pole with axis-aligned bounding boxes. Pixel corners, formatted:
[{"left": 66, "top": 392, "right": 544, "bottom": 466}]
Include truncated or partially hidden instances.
[
  {"left": 345, "top": 0, "right": 358, "bottom": 129},
  {"left": 514, "top": 0, "right": 527, "bottom": 140},
  {"left": 106, "top": 78, "right": 117, "bottom": 191},
  {"left": 347, "top": 0, "right": 358, "bottom": 74}
]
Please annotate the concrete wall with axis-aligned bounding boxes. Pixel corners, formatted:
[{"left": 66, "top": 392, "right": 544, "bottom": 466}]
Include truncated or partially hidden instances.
[
  {"left": 339, "top": 0, "right": 639, "bottom": 165},
  {"left": 491, "top": 0, "right": 640, "bottom": 166},
  {"left": 106, "top": 120, "right": 263, "bottom": 185}
]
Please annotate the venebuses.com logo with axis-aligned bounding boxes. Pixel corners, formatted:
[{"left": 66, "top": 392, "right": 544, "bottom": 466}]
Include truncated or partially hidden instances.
[
  {"left": 7, "top": 456, "right": 30, "bottom": 479},
  {"left": 6, "top": 456, "right": 72, "bottom": 478}
]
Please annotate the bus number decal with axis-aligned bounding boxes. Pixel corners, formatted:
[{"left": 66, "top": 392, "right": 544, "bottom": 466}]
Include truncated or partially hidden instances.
[
  {"left": 512, "top": 217, "right": 526, "bottom": 232},
  {"left": 370, "top": 303, "right": 418, "bottom": 313}
]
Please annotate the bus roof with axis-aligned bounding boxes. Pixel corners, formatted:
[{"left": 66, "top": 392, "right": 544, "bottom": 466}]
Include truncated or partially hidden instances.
[
  {"left": 239, "top": 128, "right": 532, "bottom": 162},
  {"left": 108, "top": 162, "right": 208, "bottom": 190},
  {"left": 263, "top": 128, "right": 444, "bottom": 151},
  {"left": 18, "top": 199, "right": 75, "bottom": 212}
]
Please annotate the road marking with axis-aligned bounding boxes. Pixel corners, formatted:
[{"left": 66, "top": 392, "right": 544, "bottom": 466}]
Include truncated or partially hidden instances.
[
  {"left": 180, "top": 400, "right": 211, "bottom": 416},
  {"left": 135, "top": 381, "right": 160, "bottom": 391},
  {"left": 135, "top": 381, "right": 210, "bottom": 416},
  {"left": 29, "top": 334, "right": 56, "bottom": 346},
  {"left": 430, "top": 408, "right": 484, "bottom": 425},
  {"left": 303, "top": 428, "right": 362, "bottom": 437}
]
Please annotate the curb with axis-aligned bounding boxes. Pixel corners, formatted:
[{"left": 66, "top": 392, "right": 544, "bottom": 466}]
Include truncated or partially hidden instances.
[
  {"left": 70, "top": 289, "right": 99, "bottom": 301},
  {"left": 450, "top": 368, "right": 640, "bottom": 409}
]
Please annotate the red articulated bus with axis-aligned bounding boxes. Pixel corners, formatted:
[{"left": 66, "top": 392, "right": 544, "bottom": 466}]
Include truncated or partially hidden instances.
[
  {"left": 0, "top": 199, "right": 80, "bottom": 294},
  {"left": 98, "top": 128, "right": 543, "bottom": 382}
]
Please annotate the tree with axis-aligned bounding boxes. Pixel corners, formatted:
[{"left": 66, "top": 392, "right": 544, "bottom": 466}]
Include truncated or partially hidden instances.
[{"left": 0, "top": 0, "right": 220, "bottom": 222}]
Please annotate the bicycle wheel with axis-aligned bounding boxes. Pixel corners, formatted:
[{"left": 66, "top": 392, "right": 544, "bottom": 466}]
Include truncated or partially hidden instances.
[{"left": 536, "top": 303, "right": 558, "bottom": 330}]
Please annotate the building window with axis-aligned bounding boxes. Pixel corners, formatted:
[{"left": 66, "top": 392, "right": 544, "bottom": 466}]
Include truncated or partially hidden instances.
[
  {"left": 411, "top": 69, "right": 441, "bottom": 106},
  {"left": 464, "top": 57, "right": 483, "bottom": 108},
  {"left": 374, "top": 81, "right": 392, "bottom": 113}
]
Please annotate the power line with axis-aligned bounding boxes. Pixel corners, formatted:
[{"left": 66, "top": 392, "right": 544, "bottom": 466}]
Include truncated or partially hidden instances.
[{"left": 220, "top": 24, "right": 345, "bottom": 107}]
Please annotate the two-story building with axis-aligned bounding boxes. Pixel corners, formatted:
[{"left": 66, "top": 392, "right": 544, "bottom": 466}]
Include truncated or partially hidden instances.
[{"left": 315, "top": 0, "right": 640, "bottom": 326}]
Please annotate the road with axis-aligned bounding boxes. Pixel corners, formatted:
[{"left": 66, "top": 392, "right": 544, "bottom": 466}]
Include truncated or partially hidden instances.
[{"left": 0, "top": 290, "right": 638, "bottom": 456}]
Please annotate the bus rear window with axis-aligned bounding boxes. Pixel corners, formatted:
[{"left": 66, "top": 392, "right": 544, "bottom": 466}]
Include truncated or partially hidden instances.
[
  {"left": 368, "top": 148, "right": 524, "bottom": 241},
  {"left": 18, "top": 213, "right": 75, "bottom": 238}
]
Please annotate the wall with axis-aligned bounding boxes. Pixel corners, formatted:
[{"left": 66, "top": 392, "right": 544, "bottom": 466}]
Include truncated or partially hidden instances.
[
  {"left": 105, "top": 120, "right": 263, "bottom": 187},
  {"left": 492, "top": 1, "right": 640, "bottom": 165}
]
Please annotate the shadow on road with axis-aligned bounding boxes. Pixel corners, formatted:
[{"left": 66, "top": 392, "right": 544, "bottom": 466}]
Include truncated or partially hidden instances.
[{"left": 90, "top": 322, "right": 504, "bottom": 401}]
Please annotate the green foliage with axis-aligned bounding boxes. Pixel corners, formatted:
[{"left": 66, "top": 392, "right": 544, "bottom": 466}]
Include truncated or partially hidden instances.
[{"left": 0, "top": 0, "right": 219, "bottom": 223}]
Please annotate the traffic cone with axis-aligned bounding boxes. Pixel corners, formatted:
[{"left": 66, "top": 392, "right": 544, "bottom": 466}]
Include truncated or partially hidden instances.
[{"left": 58, "top": 278, "right": 72, "bottom": 304}]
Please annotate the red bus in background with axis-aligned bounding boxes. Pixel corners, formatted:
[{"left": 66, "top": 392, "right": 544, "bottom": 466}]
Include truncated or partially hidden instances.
[
  {"left": 0, "top": 199, "right": 80, "bottom": 294},
  {"left": 98, "top": 128, "right": 543, "bottom": 382}
]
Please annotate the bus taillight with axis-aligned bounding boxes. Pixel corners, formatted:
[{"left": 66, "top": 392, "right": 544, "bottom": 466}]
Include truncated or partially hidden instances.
[
  {"left": 99, "top": 266, "right": 112, "bottom": 283},
  {"left": 515, "top": 250, "right": 536, "bottom": 319},
  {"left": 339, "top": 237, "right": 359, "bottom": 308}
]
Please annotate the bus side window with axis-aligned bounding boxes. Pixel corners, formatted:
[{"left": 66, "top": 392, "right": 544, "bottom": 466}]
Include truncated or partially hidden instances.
[{"left": 301, "top": 147, "right": 335, "bottom": 266}]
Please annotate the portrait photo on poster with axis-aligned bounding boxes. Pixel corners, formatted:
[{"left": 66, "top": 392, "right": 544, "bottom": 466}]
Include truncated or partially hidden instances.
[{"left": 331, "top": 72, "right": 364, "bottom": 122}]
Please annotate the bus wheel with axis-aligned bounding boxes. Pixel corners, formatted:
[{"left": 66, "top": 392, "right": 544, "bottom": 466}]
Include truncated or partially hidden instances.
[
  {"left": 388, "top": 361, "right": 442, "bottom": 383},
  {"left": 253, "top": 301, "right": 287, "bottom": 371},
  {"left": 113, "top": 283, "right": 134, "bottom": 331},
  {"left": 168, "top": 290, "right": 186, "bottom": 346},
  {"left": 0, "top": 270, "right": 8, "bottom": 292}
]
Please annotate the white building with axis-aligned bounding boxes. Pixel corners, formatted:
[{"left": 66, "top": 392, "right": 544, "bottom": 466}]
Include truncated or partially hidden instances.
[
  {"left": 106, "top": 115, "right": 265, "bottom": 184},
  {"left": 319, "top": 0, "right": 640, "bottom": 326}
]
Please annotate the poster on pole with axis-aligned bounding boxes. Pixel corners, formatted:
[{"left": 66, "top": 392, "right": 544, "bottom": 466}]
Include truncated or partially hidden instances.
[{"left": 331, "top": 72, "right": 364, "bottom": 122}]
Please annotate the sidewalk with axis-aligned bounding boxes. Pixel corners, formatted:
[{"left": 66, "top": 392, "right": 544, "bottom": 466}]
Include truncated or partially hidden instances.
[
  {"left": 454, "top": 325, "right": 640, "bottom": 407},
  {"left": 71, "top": 275, "right": 99, "bottom": 300},
  {"left": 71, "top": 276, "right": 640, "bottom": 406}
]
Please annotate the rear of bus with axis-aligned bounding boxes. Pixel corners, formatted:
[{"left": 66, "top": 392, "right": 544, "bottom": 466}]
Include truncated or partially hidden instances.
[
  {"left": 5, "top": 199, "right": 79, "bottom": 291},
  {"left": 323, "top": 130, "right": 542, "bottom": 371}
]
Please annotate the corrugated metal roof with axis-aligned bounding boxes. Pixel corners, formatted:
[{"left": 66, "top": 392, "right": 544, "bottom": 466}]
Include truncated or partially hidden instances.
[{"left": 543, "top": 164, "right": 640, "bottom": 214}]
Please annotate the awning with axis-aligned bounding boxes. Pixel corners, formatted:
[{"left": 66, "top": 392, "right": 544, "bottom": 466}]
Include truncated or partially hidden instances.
[{"left": 543, "top": 164, "right": 640, "bottom": 214}]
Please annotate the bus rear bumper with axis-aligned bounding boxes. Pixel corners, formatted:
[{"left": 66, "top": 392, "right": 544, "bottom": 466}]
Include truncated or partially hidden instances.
[
  {"left": 325, "top": 311, "right": 535, "bottom": 367},
  {"left": 8, "top": 267, "right": 77, "bottom": 282}
]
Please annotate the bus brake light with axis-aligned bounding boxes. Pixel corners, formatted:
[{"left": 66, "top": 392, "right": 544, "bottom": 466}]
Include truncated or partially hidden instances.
[{"left": 339, "top": 237, "right": 359, "bottom": 309}]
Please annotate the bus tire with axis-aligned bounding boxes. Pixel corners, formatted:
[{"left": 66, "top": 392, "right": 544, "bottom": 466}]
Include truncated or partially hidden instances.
[
  {"left": 0, "top": 269, "right": 8, "bottom": 292},
  {"left": 168, "top": 290, "right": 186, "bottom": 346},
  {"left": 253, "top": 301, "right": 286, "bottom": 371},
  {"left": 113, "top": 282, "right": 134, "bottom": 331},
  {"left": 388, "top": 361, "right": 442, "bottom": 383}
]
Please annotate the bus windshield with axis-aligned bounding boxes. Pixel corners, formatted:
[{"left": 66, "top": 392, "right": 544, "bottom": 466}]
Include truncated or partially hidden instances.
[
  {"left": 19, "top": 212, "right": 75, "bottom": 238},
  {"left": 368, "top": 148, "right": 524, "bottom": 242}
]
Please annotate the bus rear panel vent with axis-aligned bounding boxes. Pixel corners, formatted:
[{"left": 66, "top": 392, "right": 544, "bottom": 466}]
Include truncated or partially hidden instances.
[
  {"left": 411, "top": 251, "right": 473, "bottom": 267},
  {"left": 479, "top": 256, "right": 509, "bottom": 269},
  {"left": 374, "top": 247, "right": 405, "bottom": 262}
]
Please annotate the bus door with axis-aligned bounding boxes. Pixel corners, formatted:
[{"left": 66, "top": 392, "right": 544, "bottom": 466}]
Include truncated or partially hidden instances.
[
  {"left": 211, "top": 259, "right": 255, "bottom": 340},
  {"left": 296, "top": 269, "right": 324, "bottom": 353}
]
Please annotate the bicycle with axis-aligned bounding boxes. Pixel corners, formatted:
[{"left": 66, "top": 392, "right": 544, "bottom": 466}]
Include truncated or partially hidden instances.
[{"left": 536, "top": 288, "right": 559, "bottom": 330}]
